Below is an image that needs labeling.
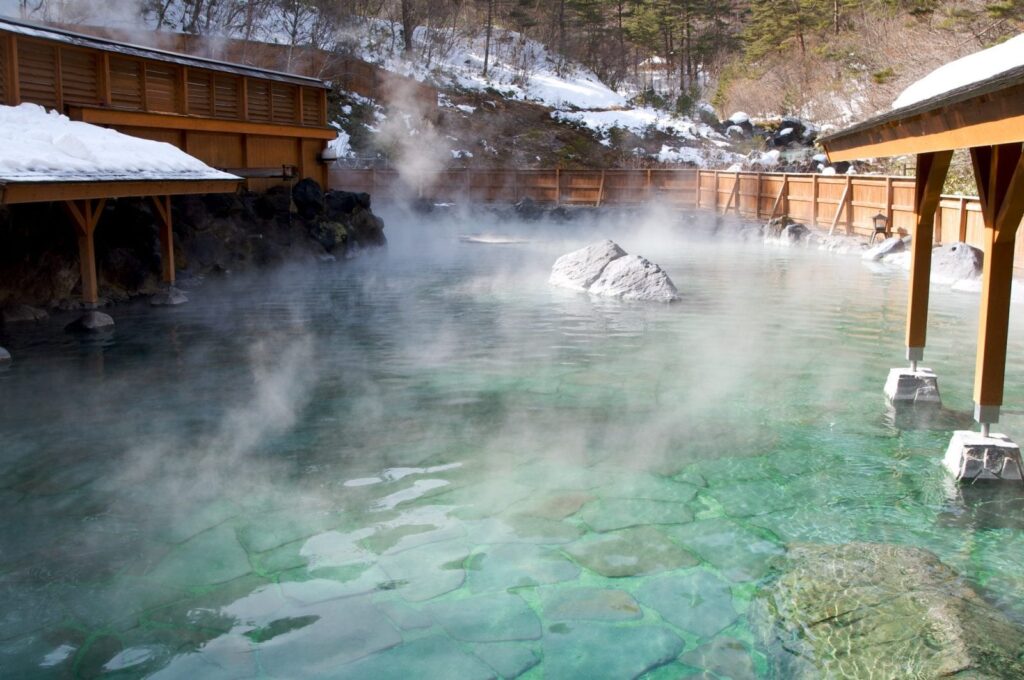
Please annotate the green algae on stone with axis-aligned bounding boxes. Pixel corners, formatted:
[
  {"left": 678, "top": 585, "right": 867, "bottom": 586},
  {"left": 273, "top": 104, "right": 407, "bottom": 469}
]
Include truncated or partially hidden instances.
[
  {"left": 466, "top": 543, "right": 580, "bottom": 592},
  {"left": 340, "top": 634, "right": 496, "bottom": 680},
  {"left": 663, "top": 517, "right": 783, "bottom": 582},
  {"left": 541, "top": 621, "right": 684, "bottom": 680},
  {"left": 753, "top": 542, "right": 1024, "bottom": 679},
  {"left": 635, "top": 569, "right": 738, "bottom": 639},
  {"left": 579, "top": 498, "right": 694, "bottom": 532},
  {"left": 540, "top": 587, "right": 642, "bottom": 622},
  {"left": 146, "top": 524, "right": 252, "bottom": 588},
  {"left": 424, "top": 591, "right": 542, "bottom": 642},
  {"left": 565, "top": 526, "right": 699, "bottom": 577},
  {"left": 679, "top": 636, "right": 757, "bottom": 680},
  {"left": 471, "top": 641, "right": 540, "bottom": 678}
]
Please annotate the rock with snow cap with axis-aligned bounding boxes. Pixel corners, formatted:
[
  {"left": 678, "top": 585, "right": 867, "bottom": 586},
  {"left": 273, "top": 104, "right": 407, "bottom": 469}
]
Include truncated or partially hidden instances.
[{"left": 549, "top": 240, "right": 626, "bottom": 292}]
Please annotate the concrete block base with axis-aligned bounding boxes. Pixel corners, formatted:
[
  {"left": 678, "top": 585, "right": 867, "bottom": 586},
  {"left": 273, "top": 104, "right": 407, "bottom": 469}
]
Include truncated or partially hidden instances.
[
  {"left": 943, "top": 431, "right": 1024, "bottom": 483},
  {"left": 884, "top": 367, "right": 941, "bottom": 405}
]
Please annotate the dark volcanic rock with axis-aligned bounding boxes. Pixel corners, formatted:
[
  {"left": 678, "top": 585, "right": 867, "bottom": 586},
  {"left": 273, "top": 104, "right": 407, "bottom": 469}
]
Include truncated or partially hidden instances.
[
  {"left": 753, "top": 542, "right": 1024, "bottom": 679},
  {"left": 2, "top": 304, "right": 48, "bottom": 324},
  {"left": 292, "top": 178, "right": 325, "bottom": 220},
  {"left": 513, "top": 197, "right": 545, "bottom": 221}
]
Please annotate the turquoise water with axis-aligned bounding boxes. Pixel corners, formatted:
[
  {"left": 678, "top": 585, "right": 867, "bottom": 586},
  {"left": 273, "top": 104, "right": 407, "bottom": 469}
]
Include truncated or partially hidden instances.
[{"left": 1, "top": 206, "right": 1024, "bottom": 678}]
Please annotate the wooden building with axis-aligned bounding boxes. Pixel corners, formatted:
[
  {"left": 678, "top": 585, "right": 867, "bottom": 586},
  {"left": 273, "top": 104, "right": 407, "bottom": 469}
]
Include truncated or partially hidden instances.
[
  {"left": 821, "top": 60, "right": 1024, "bottom": 483},
  {"left": 0, "top": 17, "right": 337, "bottom": 189}
]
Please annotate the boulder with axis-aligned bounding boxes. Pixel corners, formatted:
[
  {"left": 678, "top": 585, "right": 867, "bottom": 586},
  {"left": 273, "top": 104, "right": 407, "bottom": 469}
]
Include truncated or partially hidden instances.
[
  {"left": 0, "top": 347, "right": 10, "bottom": 363},
  {"left": 291, "top": 178, "right": 324, "bottom": 220},
  {"left": 932, "top": 242, "right": 983, "bottom": 283},
  {"left": 861, "top": 236, "right": 906, "bottom": 261},
  {"left": 65, "top": 310, "right": 114, "bottom": 333},
  {"left": 754, "top": 542, "right": 1024, "bottom": 678},
  {"left": 549, "top": 240, "right": 626, "bottom": 292},
  {"left": 513, "top": 197, "right": 545, "bottom": 221},
  {"left": 2, "top": 304, "right": 47, "bottom": 324},
  {"left": 325, "top": 191, "right": 371, "bottom": 220},
  {"left": 348, "top": 210, "right": 386, "bottom": 247},
  {"left": 150, "top": 287, "right": 189, "bottom": 307},
  {"left": 588, "top": 255, "right": 679, "bottom": 302},
  {"left": 780, "top": 223, "right": 810, "bottom": 243},
  {"left": 309, "top": 221, "right": 349, "bottom": 252}
]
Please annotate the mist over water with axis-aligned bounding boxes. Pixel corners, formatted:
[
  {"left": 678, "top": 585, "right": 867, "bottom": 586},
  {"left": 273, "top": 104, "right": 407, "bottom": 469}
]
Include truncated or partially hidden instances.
[{"left": 2, "top": 204, "right": 1024, "bottom": 677}]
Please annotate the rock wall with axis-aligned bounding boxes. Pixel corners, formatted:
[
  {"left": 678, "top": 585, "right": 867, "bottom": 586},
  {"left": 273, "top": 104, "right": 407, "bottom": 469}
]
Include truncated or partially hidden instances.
[{"left": 0, "top": 180, "right": 385, "bottom": 310}]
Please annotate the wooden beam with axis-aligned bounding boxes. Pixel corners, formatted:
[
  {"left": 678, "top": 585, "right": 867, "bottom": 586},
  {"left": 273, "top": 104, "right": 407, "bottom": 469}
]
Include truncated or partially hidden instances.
[
  {"left": 63, "top": 199, "right": 104, "bottom": 306},
  {"left": 722, "top": 174, "right": 739, "bottom": 215},
  {"left": 767, "top": 175, "right": 787, "bottom": 220},
  {"left": 828, "top": 177, "right": 852, "bottom": 236},
  {"left": 0, "top": 178, "right": 239, "bottom": 205},
  {"left": 67, "top": 106, "right": 337, "bottom": 140},
  {"left": 958, "top": 196, "right": 969, "bottom": 242},
  {"left": 8, "top": 34, "right": 20, "bottom": 105},
  {"left": 596, "top": 170, "right": 606, "bottom": 207},
  {"left": 151, "top": 195, "right": 175, "bottom": 284},
  {"left": 905, "top": 150, "right": 953, "bottom": 357},
  {"left": 970, "top": 144, "right": 1024, "bottom": 419}
]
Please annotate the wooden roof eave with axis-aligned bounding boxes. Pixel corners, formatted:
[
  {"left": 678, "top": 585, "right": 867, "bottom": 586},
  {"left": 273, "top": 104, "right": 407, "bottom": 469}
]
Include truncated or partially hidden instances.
[
  {"left": 821, "top": 71, "right": 1024, "bottom": 162},
  {"left": 0, "top": 177, "right": 241, "bottom": 205}
]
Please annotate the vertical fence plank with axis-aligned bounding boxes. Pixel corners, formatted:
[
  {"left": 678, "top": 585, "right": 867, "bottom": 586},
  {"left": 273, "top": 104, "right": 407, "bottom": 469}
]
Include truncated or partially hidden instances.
[{"left": 959, "top": 196, "right": 969, "bottom": 242}]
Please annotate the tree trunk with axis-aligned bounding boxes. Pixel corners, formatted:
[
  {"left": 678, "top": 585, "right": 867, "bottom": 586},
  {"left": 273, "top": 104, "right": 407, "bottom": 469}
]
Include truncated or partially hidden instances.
[
  {"left": 483, "top": 0, "right": 494, "bottom": 77},
  {"left": 401, "top": 0, "right": 414, "bottom": 54}
]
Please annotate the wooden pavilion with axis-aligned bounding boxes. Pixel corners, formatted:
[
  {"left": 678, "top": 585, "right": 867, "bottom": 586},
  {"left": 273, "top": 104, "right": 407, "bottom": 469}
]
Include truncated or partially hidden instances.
[
  {"left": 0, "top": 17, "right": 337, "bottom": 189},
  {"left": 821, "top": 61, "right": 1024, "bottom": 482}
]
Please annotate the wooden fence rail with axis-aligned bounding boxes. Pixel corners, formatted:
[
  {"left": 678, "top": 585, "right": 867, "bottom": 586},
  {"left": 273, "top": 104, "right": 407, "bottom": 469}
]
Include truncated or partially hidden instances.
[{"left": 330, "top": 167, "right": 1016, "bottom": 264}]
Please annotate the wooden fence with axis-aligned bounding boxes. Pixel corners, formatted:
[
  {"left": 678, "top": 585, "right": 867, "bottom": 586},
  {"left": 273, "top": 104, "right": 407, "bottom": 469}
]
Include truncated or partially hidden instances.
[{"left": 330, "top": 167, "right": 1009, "bottom": 259}]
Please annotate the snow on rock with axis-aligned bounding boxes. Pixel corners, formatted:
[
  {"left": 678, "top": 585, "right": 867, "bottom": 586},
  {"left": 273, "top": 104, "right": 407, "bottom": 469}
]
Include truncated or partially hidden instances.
[
  {"left": 550, "top": 108, "right": 719, "bottom": 142},
  {"left": 728, "top": 112, "right": 750, "bottom": 125},
  {"left": 931, "top": 242, "right": 984, "bottom": 284},
  {"left": 894, "top": 34, "right": 1024, "bottom": 109},
  {"left": 0, "top": 104, "right": 237, "bottom": 182},
  {"left": 325, "top": 129, "right": 354, "bottom": 160},
  {"left": 861, "top": 236, "right": 906, "bottom": 261},
  {"left": 588, "top": 254, "right": 679, "bottom": 302},
  {"left": 550, "top": 241, "right": 678, "bottom": 302},
  {"left": 821, "top": 166, "right": 837, "bottom": 175},
  {"left": 549, "top": 240, "right": 626, "bottom": 292}
]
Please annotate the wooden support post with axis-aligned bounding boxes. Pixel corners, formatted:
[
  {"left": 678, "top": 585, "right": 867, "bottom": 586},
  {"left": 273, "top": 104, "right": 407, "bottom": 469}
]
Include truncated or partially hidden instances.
[
  {"left": 768, "top": 176, "right": 786, "bottom": 220},
  {"left": 695, "top": 171, "right": 702, "bottom": 210},
  {"left": 722, "top": 174, "right": 739, "bottom": 216},
  {"left": 905, "top": 150, "right": 953, "bottom": 364},
  {"left": 596, "top": 170, "right": 606, "bottom": 207},
  {"left": 555, "top": 167, "right": 562, "bottom": 205},
  {"left": 782, "top": 174, "right": 790, "bottom": 218},
  {"left": 969, "top": 143, "right": 1024, "bottom": 424},
  {"left": 828, "top": 176, "right": 852, "bottom": 236},
  {"left": 64, "top": 199, "right": 106, "bottom": 307},
  {"left": 810, "top": 174, "right": 819, "bottom": 228},
  {"left": 645, "top": 168, "right": 652, "bottom": 200},
  {"left": 9, "top": 35, "right": 20, "bottom": 105},
  {"left": 151, "top": 195, "right": 175, "bottom": 284},
  {"left": 713, "top": 171, "right": 719, "bottom": 212},
  {"left": 756, "top": 173, "right": 763, "bottom": 219},
  {"left": 885, "top": 176, "right": 894, "bottom": 234},
  {"left": 958, "top": 196, "right": 969, "bottom": 242}
]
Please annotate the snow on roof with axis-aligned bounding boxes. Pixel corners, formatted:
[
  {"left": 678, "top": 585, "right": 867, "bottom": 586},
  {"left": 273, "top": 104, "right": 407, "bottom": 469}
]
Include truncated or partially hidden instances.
[
  {"left": 0, "top": 104, "right": 239, "bottom": 183},
  {"left": 893, "top": 33, "right": 1024, "bottom": 109}
]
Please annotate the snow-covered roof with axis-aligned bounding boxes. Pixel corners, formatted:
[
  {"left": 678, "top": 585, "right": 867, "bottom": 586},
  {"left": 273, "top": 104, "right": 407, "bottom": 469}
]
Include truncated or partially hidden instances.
[
  {"left": 0, "top": 16, "right": 327, "bottom": 89},
  {"left": 893, "top": 34, "right": 1024, "bottom": 109},
  {"left": 0, "top": 104, "right": 239, "bottom": 184},
  {"left": 819, "top": 35, "right": 1024, "bottom": 159}
]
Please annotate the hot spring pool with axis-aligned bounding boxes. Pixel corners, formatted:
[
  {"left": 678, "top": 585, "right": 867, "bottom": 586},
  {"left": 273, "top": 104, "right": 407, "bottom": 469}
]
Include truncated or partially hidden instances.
[{"left": 1, "top": 206, "right": 1024, "bottom": 678}]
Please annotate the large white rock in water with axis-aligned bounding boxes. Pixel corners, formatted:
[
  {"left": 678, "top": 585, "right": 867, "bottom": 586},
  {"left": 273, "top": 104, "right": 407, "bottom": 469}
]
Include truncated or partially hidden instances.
[
  {"left": 932, "top": 242, "right": 983, "bottom": 284},
  {"left": 549, "top": 240, "right": 626, "bottom": 292},
  {"left": 588, "top": 255, "right": 679, "bottom": 302}
]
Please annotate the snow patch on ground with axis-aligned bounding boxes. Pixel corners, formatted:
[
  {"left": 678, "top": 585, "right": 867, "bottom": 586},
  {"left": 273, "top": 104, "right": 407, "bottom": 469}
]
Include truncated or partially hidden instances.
[
  {"left": 893, "top": 33, "right": 1024, "bottom": 109},
  {"left": 0, "top": 104, "right": 237, "bottom": 182}
]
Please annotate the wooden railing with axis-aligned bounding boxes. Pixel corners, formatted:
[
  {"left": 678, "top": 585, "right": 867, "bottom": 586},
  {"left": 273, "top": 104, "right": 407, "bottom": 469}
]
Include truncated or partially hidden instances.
[{"left": 330, "top": 167, "right": 1008, "bottom": 259}]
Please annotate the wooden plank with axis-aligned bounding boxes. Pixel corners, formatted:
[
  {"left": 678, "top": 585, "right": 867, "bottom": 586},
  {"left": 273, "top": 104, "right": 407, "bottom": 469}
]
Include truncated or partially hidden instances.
[
  {"left": 959, "top": 196, "right": 969, "bottom": 242},
  {"left": 69, "top": 105, "right": 336, "bottom": 140},
  {"left": 767, "top": 175, "right": 787, "bottom": 220},
  {"left": 828, "top": 177, "right": 851, "bottom": 236},
  {"left": 1, "top": 178, "right": 239, "bottom": 205},
  {"left": 63, "top": 199, "right": 103, "bottom": 305},
  {"left": 905, "top": 150, "right": 953, "bottom": 357},
  {"left": 7, "top": 34, "right": 19, "bottom": 105},
  {"left": 596, "top": 170, "right": 605, "bottom": 207},
  {"left": 152, "top": 195, "right": 175, "bottom": 284}
]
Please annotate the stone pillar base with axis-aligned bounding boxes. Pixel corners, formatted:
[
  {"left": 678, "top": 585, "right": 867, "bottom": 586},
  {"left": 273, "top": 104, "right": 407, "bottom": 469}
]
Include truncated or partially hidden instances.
[
  {"left": 151, "top": 287, "right": 189, "bottom": 307},
  {"left": 883, "top": 367, "right": 941, "bottom": 405},
  {"left": 65, "top": 310, "right": 115, "bottom": 333},
  {"left": 943, "top": 431, "right": 1024, "bottom": 483}
]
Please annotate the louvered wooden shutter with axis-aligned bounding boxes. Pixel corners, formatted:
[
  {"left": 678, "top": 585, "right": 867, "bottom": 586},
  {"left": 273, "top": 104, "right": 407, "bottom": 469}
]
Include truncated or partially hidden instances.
[
  {"left": 187, "top": 70, "right": 212, "bottom": 116},
  {"left": 271, "top": 82, "right": 296, "bottom": 124},
  {"left": 247, "top": 79, "right": 271, "bottom": 122},
  {"left": 213, "top": 75, "right": 240, "bottom": 119},
  {"left": 60, "top": 48, "right": 100, "bottom": 106},
  {"left": 145, "top": 62, "right": 179, "bottom": 113},
  {"left": 109, "top": 56, "right": 143, "bottom": 110},
  {"left": 17, "top": 40, "right": 58, "bottom": 109},
  {"left": 302, "top": 88, "right": 321, "bottom": 126}
]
